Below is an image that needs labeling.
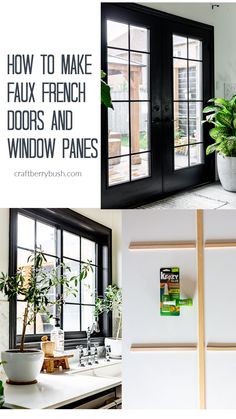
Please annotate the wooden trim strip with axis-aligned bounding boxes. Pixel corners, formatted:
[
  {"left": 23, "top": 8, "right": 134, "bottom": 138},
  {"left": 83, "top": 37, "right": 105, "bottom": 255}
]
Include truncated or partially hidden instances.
[
  {"left": 197, "top": 209, "right": 205, "bottom": 409},
  {"left": 129, "top": 241, "right": 196, "bottom": 250},
  {"left": 130, "top": 343, "right": 197, "bottom": 352},
  {"left": 207, "top": 344, "right": 236, "bottom": 351},
  {"left": 205, "top": 240, "right": 236, "bottom": 248}
]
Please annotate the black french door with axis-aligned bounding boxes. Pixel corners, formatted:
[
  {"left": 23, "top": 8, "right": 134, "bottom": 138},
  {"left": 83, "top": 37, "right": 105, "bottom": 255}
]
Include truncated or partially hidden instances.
[{"left": 101, "top": 3, "right": 215, "bottom": 209}]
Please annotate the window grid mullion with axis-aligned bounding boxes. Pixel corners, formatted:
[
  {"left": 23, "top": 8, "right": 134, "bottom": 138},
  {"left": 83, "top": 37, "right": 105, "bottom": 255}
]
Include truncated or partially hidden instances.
[
  {"left": 60, "top": 228, "right": 64, "bottom": 330},
  {"left": 187, "top": 38, "right": 190, "bottom": 167},
  {"left": 79, "top": 236, "right": 82, "bottom": 331},
  {"left": 33, "top": 219, "right": 37, "bottom": 335},
  {"left": 128, "top": 23, "right": 132, "bottom": 183}
]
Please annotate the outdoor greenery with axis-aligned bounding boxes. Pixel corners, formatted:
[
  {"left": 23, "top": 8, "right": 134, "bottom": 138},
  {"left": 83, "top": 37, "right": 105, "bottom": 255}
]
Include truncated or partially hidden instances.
[
  {"left": 121, "top": 133, "right": 148, "bottom": 151},
  {"left": 95, "top": 284, "right": 122, "bottom": 340},
  {"left": 101, "top": 70, "right": 113, "bottom": 109},
  {"left": 203, "top": 95, "right": 236, "bottom": 156},
  {"left": 0, "top": 248, "right": 93, "bottom": 352}
]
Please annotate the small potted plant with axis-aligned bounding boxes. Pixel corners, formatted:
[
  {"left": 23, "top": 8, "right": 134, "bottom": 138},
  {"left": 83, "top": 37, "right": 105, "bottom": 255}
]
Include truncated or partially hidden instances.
[
  {"left": 203, "top": 95, "right": 236, "bottom": 191},
  {"left": 0, "top": 248, "right": 92, "bottom": 384},
  {"left": 95, "top": 284, "right": 122, "bottom": 358}
]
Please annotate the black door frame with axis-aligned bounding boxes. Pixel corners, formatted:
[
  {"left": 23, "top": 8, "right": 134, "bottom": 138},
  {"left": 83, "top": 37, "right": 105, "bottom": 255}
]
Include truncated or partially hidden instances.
[{"left": 101, "top": 3, "right": 215, "bottom": 209}]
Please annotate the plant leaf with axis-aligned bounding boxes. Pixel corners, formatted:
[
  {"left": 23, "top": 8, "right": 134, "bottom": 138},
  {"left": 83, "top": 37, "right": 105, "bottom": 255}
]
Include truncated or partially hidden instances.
[{"left": 101, "top": 79, "right": 113, "bottom": 109}]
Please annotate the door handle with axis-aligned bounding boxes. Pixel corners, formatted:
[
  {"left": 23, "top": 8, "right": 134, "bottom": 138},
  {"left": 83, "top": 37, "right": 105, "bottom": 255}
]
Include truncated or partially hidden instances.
[{"left": 152, "top": 117, "right": 160, "bottom": 124}]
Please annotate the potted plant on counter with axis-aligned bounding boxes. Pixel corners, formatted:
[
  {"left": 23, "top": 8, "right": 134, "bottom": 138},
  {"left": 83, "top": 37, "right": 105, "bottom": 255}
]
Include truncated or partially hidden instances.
[
  {"left": 203, "top": 95, "right": 236, "bottom": 191},
  {"left": 0, "top": 248, "right": 92, "bottom": 384},
  {"left": 95, "top": 284, "right": 122, "bottom": 358}
]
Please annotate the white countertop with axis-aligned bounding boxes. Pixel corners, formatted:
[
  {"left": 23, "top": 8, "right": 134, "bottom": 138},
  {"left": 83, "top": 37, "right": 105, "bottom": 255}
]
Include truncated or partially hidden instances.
[{"left": 3, "top": 359, "right": 122, "bottom": 409}]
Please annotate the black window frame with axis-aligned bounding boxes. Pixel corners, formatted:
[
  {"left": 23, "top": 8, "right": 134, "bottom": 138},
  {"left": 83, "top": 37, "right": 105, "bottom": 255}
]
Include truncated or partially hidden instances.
[{"left": 9, "top": 208, "right": 112, "bottom": 349}]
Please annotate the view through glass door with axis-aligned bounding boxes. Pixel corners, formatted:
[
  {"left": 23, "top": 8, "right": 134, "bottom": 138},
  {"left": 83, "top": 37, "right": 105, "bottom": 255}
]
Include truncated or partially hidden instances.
[
  {"left": 107, "top": 20, "right": 151, "bottom": 186},
  {"left": 101, "top": 4, "right": 215, "bottom": 208}
]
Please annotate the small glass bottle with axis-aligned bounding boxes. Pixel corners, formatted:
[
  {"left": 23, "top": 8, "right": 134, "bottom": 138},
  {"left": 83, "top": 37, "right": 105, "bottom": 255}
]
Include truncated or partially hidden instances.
[
  {"left": 50, "top": 317, "right": 64, "bottom": 352},
  {"left": 0, "top": 381, "right": 4, "bottom": 408}
]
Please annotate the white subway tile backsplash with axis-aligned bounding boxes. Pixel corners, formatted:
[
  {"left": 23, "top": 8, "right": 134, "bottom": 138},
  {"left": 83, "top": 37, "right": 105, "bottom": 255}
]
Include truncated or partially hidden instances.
[{"left": 0, "top": 300, "right": 9, "bottom": 351}]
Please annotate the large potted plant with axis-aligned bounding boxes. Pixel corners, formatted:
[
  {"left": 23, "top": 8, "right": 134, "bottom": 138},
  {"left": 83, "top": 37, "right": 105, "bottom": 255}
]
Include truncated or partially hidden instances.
[
  {"left": 203, "top": 95, "right": 236, "bottom": 191},
  {"left": 0, "top": 248, "right": 92, "bottom": 384},
  {"left": 95, "top": 284, "right": 122, "bottom": 358}
]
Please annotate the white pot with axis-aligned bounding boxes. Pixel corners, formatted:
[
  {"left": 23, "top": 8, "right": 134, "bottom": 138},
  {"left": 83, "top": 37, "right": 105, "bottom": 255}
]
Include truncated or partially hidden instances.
[
  {"left": 217, "top": 153, "right": 236, "bottom": 192},
  {"left": 1, "top": 349, "right": 44, "bottom": 384},
  {"left": 105, "top": 338, "right": 122, "bottom": 358}
]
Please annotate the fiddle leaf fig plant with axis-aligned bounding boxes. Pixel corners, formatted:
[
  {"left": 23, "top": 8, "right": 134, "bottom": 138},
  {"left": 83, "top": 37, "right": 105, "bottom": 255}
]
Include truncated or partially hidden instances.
[
  {"left": 0, "top": 248, "right": 93, "bottom": 352},
  {"left": 202, "top": 95, "right": 236, "bottom": 156},
  {"left": 95, "top": 284, "right": 122, "bottom": 340},
  {"left": 101, "top": 70, "right": 113, "bottom": 109}
]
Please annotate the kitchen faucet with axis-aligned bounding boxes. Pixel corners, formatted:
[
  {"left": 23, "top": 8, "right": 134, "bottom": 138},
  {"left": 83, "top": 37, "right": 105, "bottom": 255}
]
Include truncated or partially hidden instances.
[{"left": 77, "top": 323, "right": 98, "bottom": 367}]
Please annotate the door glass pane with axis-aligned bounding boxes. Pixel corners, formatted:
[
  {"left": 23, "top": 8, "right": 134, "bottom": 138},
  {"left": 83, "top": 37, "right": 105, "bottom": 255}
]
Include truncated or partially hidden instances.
[
  {"left": 109, "top": 155, "right": 130, "bottom": 186},
  {"left": 189, "top": 102, "right": 203, "bottom": 143},
  {"left": 130, "top": 52, "right": 149, "bottom": 100},
  {"left": 108, "top": 48, "right": 128, "bottom": 101},
  {"left": 63, "top": 304, "right": 80, "bottom": 331},
  {"left": 130, "top": 25, "right": 149, "bottom": 52},
  {"left": 82, "top": 305, "right": 95, "bottom": 331},
  {"left": 173, "top": 35, "right": 187, "bottom": 58},
  {"left": 131, "top": 102, "right": 150, "bottom": 153},
  {"left": 108, "top": 102, "right": 129, "bottom": 157},
  {"left": 63, "top": 231, "right": 80, "bottom": 260},
  {"left": 131, "top": 152, "right": 150, "bottom": 180},
  {"left": 174, "top": 119, "right": 188, "bottom": 147},
  {"left": 18, "top": 214, "right": 34, "bottom": 250},
  {"left": 174, "top": 101, "right": 188, "bottom": 119},
  {"left": 173, "top": 59, "right": 188, "bottom": 101},
  {"left": 107, "top": 20, "right": 128, "bottom": 49},
  {"left": 174, "top": 146, "right": 188, "bottom": 170},
  {"left": 189, "top": 61, "right": 202, "bottom": 100},
  {"left": 190, "top": 143, "right": 203, "bottom": 166},
  {"left": 188, "top": 38, "right": 202, "bottom": 60},
  {"left": 36, "top": 221, "right": 56, "bottom": 256}
]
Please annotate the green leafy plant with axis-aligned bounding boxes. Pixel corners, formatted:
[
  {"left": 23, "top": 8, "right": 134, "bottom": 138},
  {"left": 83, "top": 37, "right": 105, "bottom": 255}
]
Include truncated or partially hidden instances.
[
  {"left": 101, "top": 70, "right": 113, "bottom": 109},
  {"left": 0, "top": 248, "right": 93, "bottom": 352},
  {"left": 95, "top": 285, "right": 122, "bottom": 339},
  {"left": 202, "top": 95, "right": 236, "bottom": 156}
]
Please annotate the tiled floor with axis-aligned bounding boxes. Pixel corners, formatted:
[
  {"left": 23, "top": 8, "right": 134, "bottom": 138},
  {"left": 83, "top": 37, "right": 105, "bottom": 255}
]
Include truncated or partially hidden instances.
[{"left": 140, "top": 182, "right": 236, "bottom": 209}]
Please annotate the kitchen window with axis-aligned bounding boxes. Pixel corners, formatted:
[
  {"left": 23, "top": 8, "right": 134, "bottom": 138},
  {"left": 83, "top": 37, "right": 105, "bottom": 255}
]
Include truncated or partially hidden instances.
[{"left": 9, "top": 209, "right": 112, "bottom": 349}]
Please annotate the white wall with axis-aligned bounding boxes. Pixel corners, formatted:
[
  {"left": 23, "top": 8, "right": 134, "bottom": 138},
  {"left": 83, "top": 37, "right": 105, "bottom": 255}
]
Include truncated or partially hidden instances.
[
  {"left": 0, "top": 209, "right": 121, "bottom": 351},
  {"left": 122, "top": 209, "right": 236, "bottom": 409},
  {"left": 142, "top": 2, "right": 236, "bottom": 97}
]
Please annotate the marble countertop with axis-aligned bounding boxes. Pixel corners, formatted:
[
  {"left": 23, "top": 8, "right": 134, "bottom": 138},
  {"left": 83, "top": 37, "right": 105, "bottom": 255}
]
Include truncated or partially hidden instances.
[{"left": 3, "top": 359, "right": 122, "bottom": 409}]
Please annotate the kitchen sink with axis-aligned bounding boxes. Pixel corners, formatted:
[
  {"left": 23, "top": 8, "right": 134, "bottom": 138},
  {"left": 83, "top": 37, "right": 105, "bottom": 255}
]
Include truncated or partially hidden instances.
[{"left": 67, "top": 361, "right": 122, "bottom": 378}]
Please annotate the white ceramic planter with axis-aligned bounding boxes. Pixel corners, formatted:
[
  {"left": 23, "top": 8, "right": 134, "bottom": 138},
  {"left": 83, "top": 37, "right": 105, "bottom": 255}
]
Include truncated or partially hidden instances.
[
  {"left": 217, "top": 153, "right": 236, "bottom": 192},
  {"left": 1, "top": 349, "right": 44, "bottom": 384},
  {"left": 105, "top": 338, "right": 122, "bottom": 358}
]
